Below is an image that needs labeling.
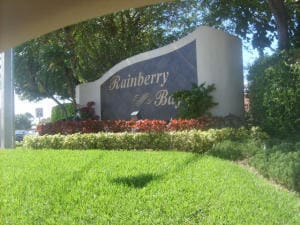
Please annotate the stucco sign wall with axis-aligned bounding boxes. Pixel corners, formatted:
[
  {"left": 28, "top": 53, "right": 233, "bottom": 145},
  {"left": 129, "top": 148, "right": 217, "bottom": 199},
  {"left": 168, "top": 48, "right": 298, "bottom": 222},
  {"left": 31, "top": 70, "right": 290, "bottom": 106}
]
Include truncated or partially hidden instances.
[
  {"left": 101, "top": 41, "right": 197, "bottom": 120},
  {"left": 76, "top": 26, "right": 244, "bottom": 120}
]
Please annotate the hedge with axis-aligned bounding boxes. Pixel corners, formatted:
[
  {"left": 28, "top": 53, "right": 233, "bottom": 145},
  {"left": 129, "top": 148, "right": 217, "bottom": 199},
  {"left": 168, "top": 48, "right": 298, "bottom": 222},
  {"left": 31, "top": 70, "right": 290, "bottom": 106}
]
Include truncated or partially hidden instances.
[
  {"left": 250, "top": 142, "right": 300, "bottom": 192},
  {"left": 36, "top": 115, "right": 244, "bottom": 135},
  {"left": 24, "top": 127, "right": 266, "bottom": 153},
  {"left": 23, "top": 127, "right": 300, "bottom": 193},
  {"left": 207, "top": 140, "right": 261, "bottom": 161},
  {"left": 206, "top": 139, "right": 300, "bottom": 192},
  {"left": 248, "top": 48, "right": 300, "bottom": 136}
]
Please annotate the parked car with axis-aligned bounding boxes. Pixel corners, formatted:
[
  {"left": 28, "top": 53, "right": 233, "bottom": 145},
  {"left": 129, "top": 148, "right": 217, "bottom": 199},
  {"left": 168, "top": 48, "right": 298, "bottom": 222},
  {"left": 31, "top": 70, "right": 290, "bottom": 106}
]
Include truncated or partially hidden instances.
[{"left": 15, "top": 130, "right": 28, "bottom": 142}]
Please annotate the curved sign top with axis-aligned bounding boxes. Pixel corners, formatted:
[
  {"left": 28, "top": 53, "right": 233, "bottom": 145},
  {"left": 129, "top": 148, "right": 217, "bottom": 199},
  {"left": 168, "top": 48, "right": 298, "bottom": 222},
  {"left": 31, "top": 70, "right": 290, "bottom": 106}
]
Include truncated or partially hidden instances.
[
  {"left": 101, "top": 41, "right": 197, "bottom": 120},
  {"left": 76, "top": 27, "right": 244, "bottom": 120}
]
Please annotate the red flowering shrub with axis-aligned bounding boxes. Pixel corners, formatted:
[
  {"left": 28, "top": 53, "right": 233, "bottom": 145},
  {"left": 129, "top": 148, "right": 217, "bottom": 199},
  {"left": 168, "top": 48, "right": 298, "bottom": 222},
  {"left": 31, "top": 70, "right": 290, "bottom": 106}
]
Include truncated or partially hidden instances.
[
  {"left": 36, "top": 115, "right": 243, "bottom": 135},
  {"left": 167, "top": 117, "right": 213, "bottom": 131},
  {"left": 78, "top": 101, "right": 99, "bottom": 120},
  {"left": 132, "top": 119, "right": 167, "bottom": 132}
]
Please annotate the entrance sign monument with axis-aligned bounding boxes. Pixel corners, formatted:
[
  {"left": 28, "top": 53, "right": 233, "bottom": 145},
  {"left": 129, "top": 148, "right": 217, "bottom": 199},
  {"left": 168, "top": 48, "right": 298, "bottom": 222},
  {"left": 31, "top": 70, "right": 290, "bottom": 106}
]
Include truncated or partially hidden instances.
[
  {"left": 0, "top": 1, "right": 240, "bottom": 149},
  {"left": 76, "top": 27, "right": 244, "bottom": 120},
  {"left": 100, "top": 41, "right": 197, "bottom": 120}
]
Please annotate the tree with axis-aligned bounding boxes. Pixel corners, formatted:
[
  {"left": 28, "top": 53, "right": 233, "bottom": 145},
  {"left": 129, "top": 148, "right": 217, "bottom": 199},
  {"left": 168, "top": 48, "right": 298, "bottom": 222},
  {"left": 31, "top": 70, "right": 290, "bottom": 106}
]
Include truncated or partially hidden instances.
[
  {"left": 199, "top": 0, "right": 300, "bottom": 53},
  {"left": 15, "top": 113, "right": 34, "bottom": 130},
  {"left": 14, "top": 31, "right": 79, "bottom": 118},
  {"left": 268, "top": 0, "right": 290, "bottom": 50},
  {"left": 14, "top": 29, "right": 82, "bottom": 104},
  {"left": 14, "top": 3, "right": 190, "bottom": 105},
  {"left": 248, "top": 48, "right": 300, "bottom": 136},
  {"left": 14, "top": 0, "right": 300, "bottom": 106}
]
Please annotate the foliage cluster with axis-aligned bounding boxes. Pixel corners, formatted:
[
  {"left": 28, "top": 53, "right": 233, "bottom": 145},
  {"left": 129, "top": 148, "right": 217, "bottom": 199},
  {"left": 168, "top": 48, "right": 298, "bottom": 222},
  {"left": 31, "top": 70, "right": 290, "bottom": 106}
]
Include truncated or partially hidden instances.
[
  {"left": 36, "top": 116, "right": 243, "bottom": 135},
  {"left": 14, "top": 2, "right": 195, "bottom": 104},
  {"left": 77, "top": 101, "right": 99, "bottom": 120},
  {"left": 15, "top": 113, "right": 34, "bottom": 130},
  {"left": 172, "top": 83, "right": 218, "bottom": 118},
  {"left": 24, "top": 124, "right": 300, "bottom": 192},
  {"left": 208, "top": 138, "right": 300, "bottom": 192},
  {"left": 24, "top": 127, "right": 262, "bottom": 152},
  {"left": 250, "top": 141, "right": 300, "bottom": 192},
  {"left": 208, "top": 140, "right": 261, "bottom": 161},
  {"left": 51, "top": 102, "right": 99, "bottom": 122},
  {"left": 199, "top": 0, "right": 300, "bottom": 52},
  {"left": 51, "top": 103, "right": 76, "bottom": 122},
  {"left": 1, "top": 151, "right": 299, "bottom": 225},
  {"left": 248, "top": 48, "right": 300, "bottom": 136},
  {"left": 14, "top": 0, "right": 300, "bottom": 105}
]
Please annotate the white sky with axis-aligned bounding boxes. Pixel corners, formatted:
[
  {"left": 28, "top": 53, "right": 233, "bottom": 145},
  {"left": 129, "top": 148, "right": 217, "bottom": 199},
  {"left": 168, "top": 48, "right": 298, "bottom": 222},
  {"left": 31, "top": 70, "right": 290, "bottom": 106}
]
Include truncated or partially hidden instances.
[{"left": 14, "top": 95, "right": 56, "bottom": 119}]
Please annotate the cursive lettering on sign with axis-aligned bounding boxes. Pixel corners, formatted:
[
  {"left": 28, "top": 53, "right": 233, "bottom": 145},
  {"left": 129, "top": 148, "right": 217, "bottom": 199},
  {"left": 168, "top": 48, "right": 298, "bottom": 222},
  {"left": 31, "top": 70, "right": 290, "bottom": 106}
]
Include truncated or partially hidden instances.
[
  {"left": 108, "top": 71, "right": 170, "bottom": 91},
  {"left": 154, "top": 89, "right": 180, "bottom": 109}
]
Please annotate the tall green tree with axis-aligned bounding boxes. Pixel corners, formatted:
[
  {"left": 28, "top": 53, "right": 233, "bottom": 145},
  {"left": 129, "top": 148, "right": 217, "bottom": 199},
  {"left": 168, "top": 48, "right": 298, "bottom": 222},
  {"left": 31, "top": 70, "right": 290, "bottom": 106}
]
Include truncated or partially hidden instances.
[
  {"left": 15, "top": 113, "right": 34, "bottom": 130},
  {"left": 14, "top": 30, "right": 80, "bottom": 118},
  {"left": 248, "top": 48, "right": 300, "bottom": 136},
  {"left": 199, "top": 0, "right": 300, "bottom": 53},
  {"left": 14, "top": 0, "right": 300, "bottom": 105},
  {"left": 14, "top": 2, "right": 192, "bottom": 105}
]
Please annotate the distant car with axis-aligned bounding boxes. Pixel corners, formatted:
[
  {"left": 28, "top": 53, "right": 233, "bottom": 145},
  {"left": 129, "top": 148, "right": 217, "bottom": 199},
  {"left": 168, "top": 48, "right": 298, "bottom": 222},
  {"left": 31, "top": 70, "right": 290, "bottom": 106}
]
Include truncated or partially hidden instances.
[
  {"left": 27, "top": 130, "right": 38, "bottom": 136},
  {"left": 15, "top": 130, "right": 28, "bottom": 142}
]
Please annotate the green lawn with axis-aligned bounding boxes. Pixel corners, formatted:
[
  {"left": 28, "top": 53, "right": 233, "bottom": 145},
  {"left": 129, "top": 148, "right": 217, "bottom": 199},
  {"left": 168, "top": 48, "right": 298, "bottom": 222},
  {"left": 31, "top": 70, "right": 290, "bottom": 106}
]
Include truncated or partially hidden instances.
[{"left": 1, "top": 150, "right": 299, "bottom": 225}]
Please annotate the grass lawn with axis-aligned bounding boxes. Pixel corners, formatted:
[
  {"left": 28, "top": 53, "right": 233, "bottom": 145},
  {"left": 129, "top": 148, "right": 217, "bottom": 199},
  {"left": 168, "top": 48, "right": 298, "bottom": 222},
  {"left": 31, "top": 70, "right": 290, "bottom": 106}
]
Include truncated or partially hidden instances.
[{"left": 1, "top": 150, "right": 299, "bottom": 225}]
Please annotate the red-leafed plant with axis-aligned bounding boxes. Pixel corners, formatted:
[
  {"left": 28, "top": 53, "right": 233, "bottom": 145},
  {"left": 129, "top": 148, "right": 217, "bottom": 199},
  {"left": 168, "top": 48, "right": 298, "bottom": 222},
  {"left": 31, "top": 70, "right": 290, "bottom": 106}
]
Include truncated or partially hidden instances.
[
  {"left": 36, "top": 115, "right": 243, "bottom": 135},
  {"left": 78, "top": 101, "right": 99, "bottom": 120},
  {"left": 133, "top": 119, "right": 167, "bottom": 132}
]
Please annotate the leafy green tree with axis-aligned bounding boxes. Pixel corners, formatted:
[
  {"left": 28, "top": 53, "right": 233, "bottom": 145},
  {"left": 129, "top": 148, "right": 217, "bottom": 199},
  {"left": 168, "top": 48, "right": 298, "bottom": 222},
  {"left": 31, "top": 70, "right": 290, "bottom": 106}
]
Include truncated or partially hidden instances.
[
  {"left": 14, "top": 3, "right": 192, "bottom": 104},
  {"left": 172, "top": 83, "right": 218, "bottom": 118},
  {"left": 14, "top": 31, "right": 80, "bottom": 118},
  {"left": 15, "top": 113, "right": 34, "bottom": 130},
  {"left": 248, "top": 48, "right": 300, "bottom": 136},
  {"left": 14, "top": 0, "right": 300, "bottom": 106},
  {"left": 51, "top": 103, "right": 76, "bottom": 122},
  {"left": 14, "top": 29, "right": 81, "bottom": 105},
  {"left": 198, "top": 0, "right": 300, "bottom": 53}
]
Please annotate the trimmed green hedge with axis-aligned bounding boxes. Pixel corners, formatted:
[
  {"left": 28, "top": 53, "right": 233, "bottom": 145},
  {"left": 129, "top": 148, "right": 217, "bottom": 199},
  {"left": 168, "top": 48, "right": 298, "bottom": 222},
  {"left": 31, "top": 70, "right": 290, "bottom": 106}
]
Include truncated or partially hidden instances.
[
  {"left": 23, "top": 127, "right": 266, "bottom": 152},
  {"left": 23, "top": 127, "right": 300, "bottom": 192},
  {"left": 207, "top": 140, "right": 261, "bottom": 161},
  {"left": 208, "top": 139, "right": 300, "bottom": 192},
  {"left": 250, "top": 142, "right": 300, "bottom": 192}
]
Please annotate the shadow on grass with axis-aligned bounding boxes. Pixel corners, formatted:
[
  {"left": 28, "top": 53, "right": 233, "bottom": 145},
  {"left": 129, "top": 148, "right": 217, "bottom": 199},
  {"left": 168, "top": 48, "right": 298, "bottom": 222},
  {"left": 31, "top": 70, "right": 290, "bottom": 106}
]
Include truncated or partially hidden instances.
[
  {"left": 112, "top": 173, "right": 162, "bottom": 188},
  {"left": 111, "top": 154, "right": 202, "bottom": 189}
]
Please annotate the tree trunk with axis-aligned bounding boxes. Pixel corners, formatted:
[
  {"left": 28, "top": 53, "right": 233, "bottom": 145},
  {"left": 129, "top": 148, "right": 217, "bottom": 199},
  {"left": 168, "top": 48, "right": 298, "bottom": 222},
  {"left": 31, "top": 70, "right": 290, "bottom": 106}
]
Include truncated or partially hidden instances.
[
  {"left": 63, "top": 26, "right": 79, "bottom": 107},
  {"left": 268, "top": 0, "right": 290, "bottom": 50}
]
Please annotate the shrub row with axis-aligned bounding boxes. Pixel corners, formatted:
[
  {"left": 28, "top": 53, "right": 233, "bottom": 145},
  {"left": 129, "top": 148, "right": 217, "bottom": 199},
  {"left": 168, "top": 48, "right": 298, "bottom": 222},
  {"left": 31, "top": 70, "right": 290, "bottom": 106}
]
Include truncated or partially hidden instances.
[
  {"left": 24, "top": 127, "right": 263, "bottom": 152},
  {"left": 248, "top": 48, "right": 300, "bottom": 136},
  {"left": 208, "top": 139, "right": 300, "bottom": 192},
  {"left": 207, "top": 140, "right": 261, "bottom": 161},
  {"left": 250, "top": 142, "right": 300, "bottom": 192},
  {"left": 36, "top": 115, "right": 243, "bottom": 135},
  {"left": 24, "top": 127, "right": 300, "bottom": 193}
]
